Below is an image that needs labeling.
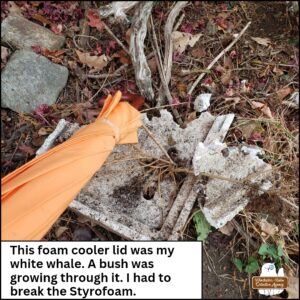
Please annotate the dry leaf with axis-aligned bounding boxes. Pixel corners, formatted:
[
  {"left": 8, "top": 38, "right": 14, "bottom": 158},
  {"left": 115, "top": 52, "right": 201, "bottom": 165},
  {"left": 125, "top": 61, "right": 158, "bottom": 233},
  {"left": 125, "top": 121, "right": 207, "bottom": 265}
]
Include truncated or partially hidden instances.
[
  {"left": 221, "top": 70, "right": 232, "bottom": 85},
  {"left": 260, "top": 219, "right": 278, "bottom": 235},
  {"left": 172, "top": 31, "right": 202, "bottom": 54},
  {"left": 219, "top": 222, "right": 234, "bottom": 236},
  {"left": 251, "top": 37, "right": 272, "bottom": 46},
  {"left": 261, "top": 105, "right": 273, "bottom": 118},
  {"left": 191, "top": 47, "right": 206, "bottom": 58},
  {"left": 112, "top": 50, "right": 131, "bottom": 65},
  {"left": 251, "top": 101, "right": 265, "bottom": 109},
  {"left": 147, "top": 56, "right": 157, "bottom": 74},
  {"left": 18, "top": 145, "right": 35, "bottom": 156},
  {"left": 55, "top": 226, "right": 69, "bottom": 239},
  {"left": 31, "top": 14, "right": 53, "bottom": 26},
  {"left": 87, "top": 10, "right": 104, "bottom": 32},
  {"left": 252, "top": 101, "right": 273, "bottom": 118},
  {"left": 38, "top": 127, "right": 52, "bottom": 136},
  {"left": 273, "top": 66, "right": 284, "bottom": 76},
  {"left": 125, "top": 28, "right": 132, "bottom": 45},
  {"left": 276, "top": 86, "right": 292, "bottom": 101},
  {"left": 76, "top": 50, "right": 108, "bottom": 71}
]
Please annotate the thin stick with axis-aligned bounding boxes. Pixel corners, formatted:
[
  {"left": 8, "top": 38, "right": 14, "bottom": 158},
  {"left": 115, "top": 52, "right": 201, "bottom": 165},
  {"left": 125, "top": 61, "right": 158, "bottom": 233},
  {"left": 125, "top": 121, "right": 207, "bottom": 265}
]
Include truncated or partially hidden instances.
[
  {"left": 174, "top": 13, "right": 185, "bottom": 31},
  {"left": 188, "top": 21, "right": 251, "bottom": 95},
  {"left": 150, "top": 16, "right": 183, "bottom": 125},
  {"left": 85, "top": 64, "right": 128, "bottom": 78},
  {"left": 102, "top": 21, "right": 130, "bottom": 56},
  {"left": 142, "top": 124, "right": 176, "bottom": 165},
  {"left": 278, "top": 196, "right": 299, "bottom": 210}
]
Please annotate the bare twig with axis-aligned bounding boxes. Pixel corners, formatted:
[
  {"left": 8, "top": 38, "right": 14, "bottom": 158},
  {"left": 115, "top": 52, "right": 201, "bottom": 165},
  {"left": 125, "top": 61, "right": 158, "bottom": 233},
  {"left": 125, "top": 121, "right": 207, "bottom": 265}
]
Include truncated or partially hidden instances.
[
  {"left": 102, "top": 20, "right": 130, "bottom": 56},
  {"left": 78, "top": 1, "right": 91, "bottom": 49},
  {"left": 188, "top": 21, "right": 251, "bottom": 95},
  {"left": 174, "top": 13, "right": 185, "bottom": 31},
  {"left": 85, "top": 64, "right": 128, "bottom": 78}
]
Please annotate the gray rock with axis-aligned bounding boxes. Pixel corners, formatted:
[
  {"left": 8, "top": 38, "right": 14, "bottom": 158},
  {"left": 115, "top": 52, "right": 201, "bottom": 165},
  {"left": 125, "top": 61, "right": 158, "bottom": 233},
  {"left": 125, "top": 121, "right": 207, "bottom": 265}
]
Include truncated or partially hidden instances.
[
  {"left": 1, "top": 14, "right": 65, "bottom": 50},
  {"left": 1, "top": 50, "right": 69, "bottom": 113}
]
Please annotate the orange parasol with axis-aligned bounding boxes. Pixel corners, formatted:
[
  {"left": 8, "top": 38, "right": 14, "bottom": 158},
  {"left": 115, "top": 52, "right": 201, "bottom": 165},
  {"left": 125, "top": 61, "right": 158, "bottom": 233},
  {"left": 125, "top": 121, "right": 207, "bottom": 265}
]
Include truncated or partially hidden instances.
[{"left": 1, "top": 91, "right": 142, "bottom": 240}]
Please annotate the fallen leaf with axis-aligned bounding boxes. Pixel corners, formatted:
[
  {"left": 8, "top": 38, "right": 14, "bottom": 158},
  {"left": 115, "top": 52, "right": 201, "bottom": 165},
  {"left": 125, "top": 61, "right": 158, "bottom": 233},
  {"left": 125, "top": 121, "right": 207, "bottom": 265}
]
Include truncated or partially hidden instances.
[
  {"left": 221, "top": 70, "right": 232, "bottom": 85},
  {"left": 76, "top": 50, "right": 108, "bottom": 71},
  {"left": 172, "top": 31, "right": 202, "bottom": 54},
  {"left": 219, "top": 222, "right": 234, "bottom": 236},
  {"left": 251, "top": 37, "right": 271, "bottom": 46},
  {"left": 260, "top": 219, "right": 278, "bottom": 235},
  {"left": 106, "top": 40, "right": 117, "bottom": 56},
  {"left": 180, "top": 22, "right": 193, "bottom": 33},
  {"left": 87, "top": 10, "right": 104, "bottom": 32},
  {"left": 261, "top": 105, "right": 273, "bottom": 118},
  {"left": 177, "top": 82, "right": 187, "bottom": 98},
  {"left": 272, "top": 66, "right": 284, "bottom": 76},
  {"left": 55, "top": 226, "right": 69, "bottom": 239},
  {"left": 276, "top": 86, "right": 292, "bottom": 101},
  {"left": 50, "top": 24, "right": 63, "bottom": 34},
  {"left": 112, "top": 50, "right": 131, "bottom": 65},
  {"left": 171, "top": 97, "right": 181, "bottom": 107},
  {"left": 19, "top": 145, "right": 35, "bottom": 156},
  {"left": 147, "top": 56, "right": 157, "bottom": 73},
  {"left": 251, "top": 101, "right": 273, "bottom": 118},
  {"left": 251, "top": 101, "right": 265, "bottom": 109},
  {"left": 125, "top": 28, "right": 132, "bottom": 45},
  {"left": 31, "top": 14, "right": 53, "bottom": 26},
  {"left": 191, "top": 47, "right": 206, "bottom": 58},
  {"left": 38, "top": 127, "right": 52, "bottom": 136}
]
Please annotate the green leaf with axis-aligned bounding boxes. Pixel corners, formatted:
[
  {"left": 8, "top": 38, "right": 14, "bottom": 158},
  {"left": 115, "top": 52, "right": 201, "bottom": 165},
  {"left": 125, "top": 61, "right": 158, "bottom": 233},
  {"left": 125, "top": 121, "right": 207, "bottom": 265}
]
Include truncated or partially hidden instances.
[
  {"left": 258, "top": 243, "right": 278, "bottom": 259},
  {"left": 245, "top": 256, "right": 259, "bottom": 274},
  {"left": 277, "top": 244, "right": 284, "bottom": 257},
  {"left": 193, "top": 211, "right": 212, "bottom": 241},
  {"left": 233, "top": 258, "right": 243, "bottom": 272}
]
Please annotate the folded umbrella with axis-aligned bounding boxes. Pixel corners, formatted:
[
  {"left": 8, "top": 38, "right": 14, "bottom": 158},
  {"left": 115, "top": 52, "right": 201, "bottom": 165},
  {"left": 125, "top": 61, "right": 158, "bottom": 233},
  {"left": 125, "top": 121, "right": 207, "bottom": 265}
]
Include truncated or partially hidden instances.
[{"left": 1, "top": 91, "right": 142, "bottom": 240}]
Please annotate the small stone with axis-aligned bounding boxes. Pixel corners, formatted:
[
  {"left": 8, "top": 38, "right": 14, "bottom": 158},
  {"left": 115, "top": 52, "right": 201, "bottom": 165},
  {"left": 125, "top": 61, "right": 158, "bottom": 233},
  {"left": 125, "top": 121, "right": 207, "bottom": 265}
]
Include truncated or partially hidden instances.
[
  {"left": 1, "top": 14, "right": 65, "bottom": 50},
  {"left": 1, "top": 50, "right": 69, "bottom": 113}
]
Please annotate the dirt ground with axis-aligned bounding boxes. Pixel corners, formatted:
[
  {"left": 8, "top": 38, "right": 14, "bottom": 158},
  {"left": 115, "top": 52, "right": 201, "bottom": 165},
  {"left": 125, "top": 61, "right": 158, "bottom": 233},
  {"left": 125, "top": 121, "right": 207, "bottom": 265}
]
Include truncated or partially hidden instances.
[{"left": 1, "top": 1, "right": 299, "bottom": 299}]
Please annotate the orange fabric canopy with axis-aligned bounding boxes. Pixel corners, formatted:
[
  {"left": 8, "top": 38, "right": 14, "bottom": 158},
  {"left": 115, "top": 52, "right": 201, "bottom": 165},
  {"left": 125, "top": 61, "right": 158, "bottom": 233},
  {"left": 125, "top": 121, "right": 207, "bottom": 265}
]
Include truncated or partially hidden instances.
[{"left": 1, "top": 91, "right": 142, "bottom": 240}]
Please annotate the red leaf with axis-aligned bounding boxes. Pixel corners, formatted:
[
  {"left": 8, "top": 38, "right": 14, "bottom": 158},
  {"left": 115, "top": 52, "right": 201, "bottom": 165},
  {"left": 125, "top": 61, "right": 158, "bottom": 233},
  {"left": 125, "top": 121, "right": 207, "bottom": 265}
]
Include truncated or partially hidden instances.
[
  {"left": 95, "top": 42, "right": 102, "bottom": 55},
  {"left": 171, "top": 97, "right": 181, "bottom": 107},
  {"left": 87, "top": 10, "right": 104, "bottom": 32},
  {"left": 180, "top": 22, "right": 193, "bottom": 33},
  {"left": 106, "top": 40, "right": 117, "bottom": 56},
  {"left": 19, "top": 145, "right": 35, "bottom": 156},
  {"left": 50, "top": 24, "right": 63, "bottom": 34},
  {"left": 35, "top": 104, "right": 51, "bottom": 116}
]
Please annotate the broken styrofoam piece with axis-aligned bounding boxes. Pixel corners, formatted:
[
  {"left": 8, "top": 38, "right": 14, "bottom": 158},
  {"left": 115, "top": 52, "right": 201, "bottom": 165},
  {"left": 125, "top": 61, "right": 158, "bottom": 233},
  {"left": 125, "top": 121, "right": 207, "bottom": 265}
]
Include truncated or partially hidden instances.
[
  {"left": 36, "top": 119, "right": 68, "bottom": 156},
  {"left": 284, "top": 91, "right": 299, "bottom": 109},
  {"left": 204, "top": 113, "right": 235, "bottom": 145},
  {"left": 130, "top": 2, "right": 154, "bottom": 101},
  {"left": 194, "top": 93, "right": 212, "bottom": 112},
  {"left": 193, "top": 141, "right": 272, "bottom": 228},
  {"left": 39, "top": 109, "right": 235, "bottom": 240},
  {"left": 99, "top": 1, "right": 139, "bottom": 21}
]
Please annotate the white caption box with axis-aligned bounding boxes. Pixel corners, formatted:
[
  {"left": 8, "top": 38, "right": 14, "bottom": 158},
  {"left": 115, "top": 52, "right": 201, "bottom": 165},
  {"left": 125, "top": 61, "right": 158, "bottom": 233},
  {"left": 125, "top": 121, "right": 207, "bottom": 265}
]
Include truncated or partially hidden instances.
[{"left": 1, "top": 242, "right": 202, "bottom": 299}]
